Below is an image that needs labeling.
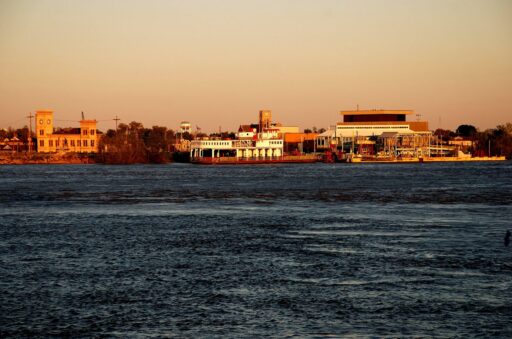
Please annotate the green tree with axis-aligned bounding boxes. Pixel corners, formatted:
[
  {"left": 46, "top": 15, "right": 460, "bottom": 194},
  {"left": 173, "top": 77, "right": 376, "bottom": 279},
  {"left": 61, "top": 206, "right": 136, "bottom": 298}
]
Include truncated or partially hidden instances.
[
  {"left": 434, "top": 128, "right": 456, "bottom": 141},
  {"left": 99, "top": 122, "right": 175, "bottom": 163},
  {"left": 493, "top": 123, "right": 512, "bottom": 158},
  {"left": 456, "top": 125, "right": 477, "bottom": 139},
  {"left": 473, "top": 123, "right": 512, "bottom": 159}
]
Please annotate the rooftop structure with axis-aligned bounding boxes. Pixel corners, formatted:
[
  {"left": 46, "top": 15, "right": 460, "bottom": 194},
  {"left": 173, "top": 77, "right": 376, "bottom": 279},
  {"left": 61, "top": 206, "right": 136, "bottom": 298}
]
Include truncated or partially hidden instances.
[
  {"left": 340, "top": 109, "right": 412, "bottom": 123},
  {"left": 336, "top": 108, "right": 429, "bottom": 138}
]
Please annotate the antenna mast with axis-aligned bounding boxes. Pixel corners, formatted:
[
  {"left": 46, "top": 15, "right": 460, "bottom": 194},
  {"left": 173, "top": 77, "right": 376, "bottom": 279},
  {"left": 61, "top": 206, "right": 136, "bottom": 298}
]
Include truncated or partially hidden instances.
[{"left": 113, "top": 115, "right": 120, "bottom": 132}]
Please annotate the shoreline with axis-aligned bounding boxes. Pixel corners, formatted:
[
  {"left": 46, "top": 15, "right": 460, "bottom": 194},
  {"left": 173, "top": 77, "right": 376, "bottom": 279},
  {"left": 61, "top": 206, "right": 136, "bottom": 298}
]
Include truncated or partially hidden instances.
[
  {"left": 356, "top": 156, "right": 507, "bottom": 164},
  {"left": 0, "top": 154, "right": 507, "bottom": 165},
  {"left": 0, "top": 153, "right": 95, "bottom": 165}
]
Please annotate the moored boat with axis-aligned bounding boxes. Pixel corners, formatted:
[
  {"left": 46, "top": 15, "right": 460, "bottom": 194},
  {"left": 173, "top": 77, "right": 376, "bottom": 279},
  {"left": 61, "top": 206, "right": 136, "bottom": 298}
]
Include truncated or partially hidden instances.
[{"left": 190, "top": 129, "right": 318, "bottom": 165}]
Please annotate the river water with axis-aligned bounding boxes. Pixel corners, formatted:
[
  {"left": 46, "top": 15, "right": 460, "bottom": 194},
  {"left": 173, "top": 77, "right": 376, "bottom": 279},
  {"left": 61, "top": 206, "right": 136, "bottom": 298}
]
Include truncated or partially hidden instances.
[{"left": 1, "top": 162, "right": 511, "bottom": 337}]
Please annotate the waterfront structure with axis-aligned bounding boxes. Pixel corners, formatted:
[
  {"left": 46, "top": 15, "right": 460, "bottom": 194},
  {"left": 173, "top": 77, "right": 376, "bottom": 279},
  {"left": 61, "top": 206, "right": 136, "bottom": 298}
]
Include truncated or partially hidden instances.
[
  {"left": 284, "top": 133, "right": 318, "bottom": 153},
  {"left": 174, "top": 139, "right": 191, "bottom": 152},
  {"left": 316, "top": 129, "right": 337, "bottom": 151},
  {"left": 0, "top": 137, "right": 24, "bottom": 153},
  {"left": 449, "top": 136, "right": 474, "bottom": 155},
  {"left": 173, "top": 121, "right": 193, "bottom": 152},
  {"left": 35, "top": 110, "right": 99, "bottom": 153},
  {"left": 316, "top": 109, "right": 433, "bottom": 159},
  {"left": 190, "top": 137, "right": 284, "bottom": 162},
  {"left": 336, "top": 109, "right": 429, "bottom": 138},
  {"left": 190, "top": 110, "right": 317, "bottom": 164},
  {"left": 190, "top": 128, "right": 285, "bottom": 163},
  {"left": 379, "top": 131, "right": 433, "bottom": 158}
]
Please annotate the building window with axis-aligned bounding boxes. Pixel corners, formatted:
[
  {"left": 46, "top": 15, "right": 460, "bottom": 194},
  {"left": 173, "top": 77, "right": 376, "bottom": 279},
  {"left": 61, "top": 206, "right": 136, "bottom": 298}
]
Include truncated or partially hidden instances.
[
  {"left": 83, "top": 140, "right": 88, "bottom": 147},
  {"left": 49, "top": 140, "right": 53, "bottom": 147},
  {"left": 91, "top": 140, "right": 95, "bottom": 147},
  {"left": 78, "top": 140, "right": 81, "bottom": 147},
  {"left": 56, "top": 140, "right": 60, "bottom": 147},
  {"left": 90, "top": 129, "right": 95, "bottom": 135},
  {"left": 71, "top": 140, "right": 75, "bottom": 147},
  {"left": 39, "top": 130, "right": 44, "bottom": 136},
  {"left": 83, "top": 130, "right": 88, "bottom": 136},
  {"left": 39, "top": 140, "right": 44, "bottom": 147}
]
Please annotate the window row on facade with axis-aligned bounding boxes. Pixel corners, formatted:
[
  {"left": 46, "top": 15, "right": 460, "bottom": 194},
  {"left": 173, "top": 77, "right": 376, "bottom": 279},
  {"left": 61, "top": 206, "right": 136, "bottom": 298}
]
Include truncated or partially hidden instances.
[
  {"left": 83, "top": 129, "right": 96, "bottom": 136},
  {"left": 39, "top": 139, "right": 95, "bottom": 147}
]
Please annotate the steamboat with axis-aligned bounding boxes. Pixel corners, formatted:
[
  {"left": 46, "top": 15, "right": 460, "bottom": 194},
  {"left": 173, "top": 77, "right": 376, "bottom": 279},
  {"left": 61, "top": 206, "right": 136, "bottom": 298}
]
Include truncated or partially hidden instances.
[{"left": 190, "top": 128, "right": 318, "bottom": 165}]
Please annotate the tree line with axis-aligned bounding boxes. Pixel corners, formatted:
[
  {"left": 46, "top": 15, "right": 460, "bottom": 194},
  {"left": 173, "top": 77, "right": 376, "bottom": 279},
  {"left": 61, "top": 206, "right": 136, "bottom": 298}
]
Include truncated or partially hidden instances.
[
  {"left": 97, "top": 122, "right": 238, "bottom": 163},
  {"left": 98, "top": 122, "right": 183, "bottom": 164},
  {"left": 435, "top": 123, "right": 512, "bottom": 159}
]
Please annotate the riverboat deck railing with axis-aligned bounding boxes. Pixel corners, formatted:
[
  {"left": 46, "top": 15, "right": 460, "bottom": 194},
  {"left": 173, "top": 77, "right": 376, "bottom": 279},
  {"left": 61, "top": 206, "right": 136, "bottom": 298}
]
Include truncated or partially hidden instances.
[{"left": 231, "top": 140, "right": 255, "bottom": 148}]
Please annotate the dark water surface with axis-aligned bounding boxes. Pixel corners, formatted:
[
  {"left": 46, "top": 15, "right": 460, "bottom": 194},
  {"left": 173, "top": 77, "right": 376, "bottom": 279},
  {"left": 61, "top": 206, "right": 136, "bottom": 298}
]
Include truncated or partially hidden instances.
[{"left": 1, "top": 162, "right": 512, "bottom": 338}]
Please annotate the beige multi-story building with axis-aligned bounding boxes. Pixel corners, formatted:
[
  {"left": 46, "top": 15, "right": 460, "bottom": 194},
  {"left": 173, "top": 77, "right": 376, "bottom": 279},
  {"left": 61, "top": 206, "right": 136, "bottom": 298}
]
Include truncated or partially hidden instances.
[
  {"left": 35, "top": 109, "right": 99, "bottom": 153},
  {"left": 335, "top": 109, "right": 429, "bottom": 138}
]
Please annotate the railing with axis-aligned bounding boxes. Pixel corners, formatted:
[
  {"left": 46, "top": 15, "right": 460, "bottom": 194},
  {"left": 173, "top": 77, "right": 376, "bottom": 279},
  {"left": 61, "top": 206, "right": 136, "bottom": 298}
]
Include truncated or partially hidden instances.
[{"left": 231, "top": 140, "right": 255, "bottom": 148}]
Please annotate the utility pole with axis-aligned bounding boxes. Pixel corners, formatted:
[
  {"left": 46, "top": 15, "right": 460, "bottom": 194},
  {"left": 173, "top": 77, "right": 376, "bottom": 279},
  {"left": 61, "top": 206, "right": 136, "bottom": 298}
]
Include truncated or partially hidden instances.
[
  {"left": 113, "top": 115, "right": 120, "bottom": 132},
  {"left": 26, "top": 112, "right": 34, "bottom": 153}
]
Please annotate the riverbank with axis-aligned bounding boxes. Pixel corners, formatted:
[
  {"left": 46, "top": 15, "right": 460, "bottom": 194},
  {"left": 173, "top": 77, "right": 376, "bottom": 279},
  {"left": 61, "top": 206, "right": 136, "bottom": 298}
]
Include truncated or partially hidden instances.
[
  {"left": 358, "top": 156, "right": 507, "bottom": 163},
  {"left": 0, "top": 153, "right": 95, "bottom": 165},
  {"left": 0, "top": 153, "right": 508, "bottom": 165}
]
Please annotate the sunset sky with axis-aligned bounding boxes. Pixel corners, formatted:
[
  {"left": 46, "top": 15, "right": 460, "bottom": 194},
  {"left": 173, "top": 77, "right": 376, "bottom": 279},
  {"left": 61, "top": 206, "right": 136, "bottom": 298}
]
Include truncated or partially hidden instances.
[{"left": 1, "top": 0, "right": 511, "bottom": 133}]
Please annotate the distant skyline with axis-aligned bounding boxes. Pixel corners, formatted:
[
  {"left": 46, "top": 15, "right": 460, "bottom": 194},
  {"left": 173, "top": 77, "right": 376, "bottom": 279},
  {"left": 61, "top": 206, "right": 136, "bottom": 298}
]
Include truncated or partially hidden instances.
[{"left": 1, "top": 0, "right": 511, "bottom": 133}]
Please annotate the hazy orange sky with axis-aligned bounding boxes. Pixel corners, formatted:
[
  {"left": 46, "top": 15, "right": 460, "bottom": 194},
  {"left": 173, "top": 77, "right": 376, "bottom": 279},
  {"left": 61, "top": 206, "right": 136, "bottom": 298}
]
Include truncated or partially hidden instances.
[{"left": 1, "top": 0, "right": 511, "bottom": 132}]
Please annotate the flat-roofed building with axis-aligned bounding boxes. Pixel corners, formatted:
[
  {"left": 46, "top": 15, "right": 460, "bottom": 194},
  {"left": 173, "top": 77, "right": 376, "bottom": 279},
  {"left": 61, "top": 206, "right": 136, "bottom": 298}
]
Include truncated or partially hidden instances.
[
  {"left": 35, "top": 110, "right": 99, "bottom": 153},
  {"left": 317, "top": 109, "right": 432, "bottom": 158},
  {"left": 336, "top": 109, "right": 429, "bottom": 138}
]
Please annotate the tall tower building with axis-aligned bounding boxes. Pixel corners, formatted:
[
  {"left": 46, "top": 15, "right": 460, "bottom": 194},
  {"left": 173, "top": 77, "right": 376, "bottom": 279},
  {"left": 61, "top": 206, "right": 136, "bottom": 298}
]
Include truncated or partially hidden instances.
[
  {"left": 35, "top": 110, "right": 54, "bottom": 151},
  {"left": 259, "top": 110, "right": 272, "bottom": 131}
]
